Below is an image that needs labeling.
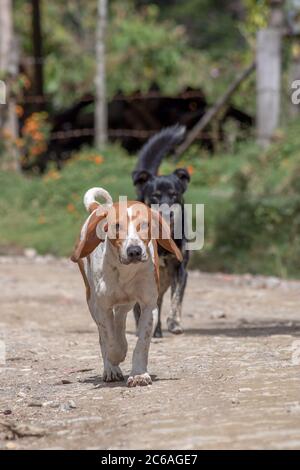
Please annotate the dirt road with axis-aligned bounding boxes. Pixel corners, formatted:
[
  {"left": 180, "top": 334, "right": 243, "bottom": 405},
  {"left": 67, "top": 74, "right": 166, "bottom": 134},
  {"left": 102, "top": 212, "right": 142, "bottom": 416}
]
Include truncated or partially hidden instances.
[{"left": 1, "top": 256, "right": 300, "bottom": 450}]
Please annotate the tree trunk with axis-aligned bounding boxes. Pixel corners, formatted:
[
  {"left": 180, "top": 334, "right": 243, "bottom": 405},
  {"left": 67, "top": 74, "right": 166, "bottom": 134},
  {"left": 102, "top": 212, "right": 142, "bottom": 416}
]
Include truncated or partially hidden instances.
[
  {"left": 289, "top": 41, "right": 300, "bottom": 118},
  {"left": 31, "top": 0, "right": 44, "bottom": 106},
  {"left": 0, "top": 0, "right": 20, "bottom": 172},
  {"left": 95, "top": 0, "right": 108, "bottom": 147},
  {"left": 0, "top": 0, "right": 12, "bottom": 69},
  {"left": 174, "top": 62, "right": 255, "bottom": 160},
  {"left": 256, "top": 0, "right": 285, "bottom": 148},
  {"left": 256, "top": 29, "right": 282, "bottom": 147},
  {"left": 268, "top": 0, "right": 285, "bottom": 28}
]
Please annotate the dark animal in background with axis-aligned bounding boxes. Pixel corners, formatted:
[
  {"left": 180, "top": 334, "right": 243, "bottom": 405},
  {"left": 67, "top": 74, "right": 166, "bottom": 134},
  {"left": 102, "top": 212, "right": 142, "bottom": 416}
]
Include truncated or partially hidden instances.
[{"left": 132, "top": 125, "right": 191, "bottom": 337}]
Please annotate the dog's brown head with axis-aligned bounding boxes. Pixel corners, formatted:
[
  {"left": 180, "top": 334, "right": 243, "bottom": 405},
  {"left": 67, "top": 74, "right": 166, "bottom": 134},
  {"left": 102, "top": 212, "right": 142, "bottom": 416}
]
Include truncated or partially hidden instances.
[{"left": 71, "top": 189, "right": 182, "bottom": 267}]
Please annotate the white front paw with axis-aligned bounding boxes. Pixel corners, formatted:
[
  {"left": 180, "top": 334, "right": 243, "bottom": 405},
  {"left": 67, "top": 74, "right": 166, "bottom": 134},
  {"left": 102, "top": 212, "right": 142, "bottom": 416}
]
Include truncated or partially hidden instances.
[
  {"left": 127, "top": 372, "right": 152, "bottom": 387},
  {"left": 167, "top": 317, "right": 183, "bottom": 334},
  {"left": 103, "top": 364, "right": 124, "bottom": 382}
]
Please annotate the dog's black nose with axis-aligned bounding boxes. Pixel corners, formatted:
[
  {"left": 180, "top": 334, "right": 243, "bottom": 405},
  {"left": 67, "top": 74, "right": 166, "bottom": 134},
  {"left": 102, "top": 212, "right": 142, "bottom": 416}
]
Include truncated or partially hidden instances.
[{"left": 127, "top": 245, "right": 142, "bottom": 261}]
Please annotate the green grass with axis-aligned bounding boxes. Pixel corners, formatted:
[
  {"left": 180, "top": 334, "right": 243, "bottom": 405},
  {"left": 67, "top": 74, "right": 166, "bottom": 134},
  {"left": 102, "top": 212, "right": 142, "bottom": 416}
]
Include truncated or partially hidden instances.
[
  {"left": 194, "top": 121, "right": 300, "bottom": 278},
  {"left": 0, "top": 146, "right": 136, "bottom": 256},
  {"left": 0, "top": 142, "right": 240, "bottom": 259}
]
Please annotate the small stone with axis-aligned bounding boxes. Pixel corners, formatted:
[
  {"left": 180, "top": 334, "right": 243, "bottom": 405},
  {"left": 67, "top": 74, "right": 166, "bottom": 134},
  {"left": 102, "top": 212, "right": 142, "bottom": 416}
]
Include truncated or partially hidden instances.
[
  {"left": 231, "top": 398, "right": 240, "bottom": 405},
  {"left": 24, "top": 248, "right": 37, "bottom": 259},
  {"left": 210, "top": 310, "right": 226, "bottom": 320},
  {"left": 238, "top": 387, "right": 252, "bottom": 392},
  {"left": 6, "top": 442, "right": 17, "bottom": 450},
  {"left": 61, "top": 379, "right": 72, "bottom": 385},
  {"left": 17, "top": 391, "right": 26, "bottom": 398},
  {"left": 49, "top": 402, "right": 60, "bottom": 409},
  {"left": 42, "top": 401, "right": 54, "bottom": 407},
  {"left": 287, "top": 402, "right": 300, "bottom": 413},
  {"left": 28, "top": 401, "right": 43, "bottom": 407},
  {"left": 60, "top": 400, "right": 77, "bottom": 411},
  {"left": 12, "top": 423, "right": 45, "bottom": 437},
  {"left": 3, "top": 409, "right": 12, "bottom": 415},
  {"left": 265, "top": 277, "right": 281, "bottom": 289}
]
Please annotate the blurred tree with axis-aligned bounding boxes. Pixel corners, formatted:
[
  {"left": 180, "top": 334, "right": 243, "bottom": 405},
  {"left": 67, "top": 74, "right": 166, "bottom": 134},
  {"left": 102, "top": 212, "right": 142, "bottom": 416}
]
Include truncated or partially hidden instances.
[
  {"left": 240, "top": 0, "right": 268, "bottom": 47},
  {"left": 0, "top": 0, "right": 19, "bottom": 171},
  {"left": 137, "top": 0, "right": 247, "bottom": 58},
  {"left": 286, "top": 0, "right": 300, "bottom": 117},
  {"left": 107, "top": 2, "right": 213, "bottom": 96},
  {"left": 13, "top": 0, "right": 216, "bottom": 107},
  {"left": 31, "top": 0, "right": 44, "bottom": 107},
  {"left": 95, "top": 0, "right": 108, "bottom": 146},
  {"left": 0, "top": 0, "right": 13, "bottom": 73},
  {"left": 11, "top": 0, "right": 271, "bottom": 121},
  {"left": 256, "top": 0, "right": 285, "bottom": 147},
  {"left": 14, "top": 0, "right": 98, "bottom": 108}
]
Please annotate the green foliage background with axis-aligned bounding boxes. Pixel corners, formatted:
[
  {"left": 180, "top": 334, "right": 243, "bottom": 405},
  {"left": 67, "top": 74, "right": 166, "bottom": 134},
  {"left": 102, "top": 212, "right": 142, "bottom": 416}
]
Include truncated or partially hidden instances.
[
  {"left": 2, "top": 120, "right": 300, "bottom": 280},
  {"left": 13, "top": 0, "right": 271, "bottom": 108}
]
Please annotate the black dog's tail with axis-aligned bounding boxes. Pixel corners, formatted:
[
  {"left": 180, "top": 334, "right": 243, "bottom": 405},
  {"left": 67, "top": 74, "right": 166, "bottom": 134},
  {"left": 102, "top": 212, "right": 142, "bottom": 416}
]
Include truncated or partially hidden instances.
[{"left": 135, "top": 124, "right": 186, "bottom": 175}]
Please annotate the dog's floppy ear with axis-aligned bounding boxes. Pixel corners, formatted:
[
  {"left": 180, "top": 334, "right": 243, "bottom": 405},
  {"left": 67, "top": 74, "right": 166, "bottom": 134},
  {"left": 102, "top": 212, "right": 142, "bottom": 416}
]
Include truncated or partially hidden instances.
[
  {"left": 132, "top": 170, "right": 153, "bottom": 193},
  {"left": 173, "top": 168, "right": 190, "bottom": 192},
  {"left": 150, "top": 208, "right": 183, "bottom": 262},
  {"left": 71, "top": 208, "right": 108, "bottom": 262}
]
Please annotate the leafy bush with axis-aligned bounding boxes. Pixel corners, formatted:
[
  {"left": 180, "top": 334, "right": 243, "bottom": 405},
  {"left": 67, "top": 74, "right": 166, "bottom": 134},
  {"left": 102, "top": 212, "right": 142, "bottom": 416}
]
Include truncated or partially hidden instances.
[
  {"left": 107, "top": 2, "right": 212, "bottom": 96},
  {"left": 0, "top": 145, "right": 135, "bottom": 256},
  {"left": 14, "top": 0, "right": 213, "bottom": 107},
  {"left": 2, "top": 120, "right": 300, "bottom": 280},
  {"left": 0, "top": 141, "right": 239, "bottom": 258},
  {"left": 195, "top": 121, "right": 300, "bottom": 278}
]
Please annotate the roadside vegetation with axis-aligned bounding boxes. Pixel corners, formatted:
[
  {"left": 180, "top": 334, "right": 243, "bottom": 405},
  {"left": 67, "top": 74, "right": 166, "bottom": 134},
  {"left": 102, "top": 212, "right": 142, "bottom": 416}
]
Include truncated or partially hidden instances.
[{"left": 1, "top": 119, "right": 300, "bottom": 279}]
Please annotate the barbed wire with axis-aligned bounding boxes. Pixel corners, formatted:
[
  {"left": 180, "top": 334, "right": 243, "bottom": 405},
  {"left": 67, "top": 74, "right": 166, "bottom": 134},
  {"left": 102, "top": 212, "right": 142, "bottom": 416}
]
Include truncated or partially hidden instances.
[
  {"left": 49, "top": 127, "right": 214, "bottom": 141},
  {"left": 18, "top": 58, "right": 226, "bottom": 144},
  {"left": 18, "top": 90, "right": 206, "bottom": 105}
]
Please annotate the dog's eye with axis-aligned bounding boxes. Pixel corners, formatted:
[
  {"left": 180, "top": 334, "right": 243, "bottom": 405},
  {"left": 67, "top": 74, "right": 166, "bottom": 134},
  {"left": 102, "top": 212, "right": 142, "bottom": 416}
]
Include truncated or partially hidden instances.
[
  {"left": 169, "top": 190, "right": 177, "bottom": 197},
  {"left": 139, "top": 221, "right": 149, "bottom": 231},
  {"left": 151, "top": 194, "right": 160, "bottom": 203}
]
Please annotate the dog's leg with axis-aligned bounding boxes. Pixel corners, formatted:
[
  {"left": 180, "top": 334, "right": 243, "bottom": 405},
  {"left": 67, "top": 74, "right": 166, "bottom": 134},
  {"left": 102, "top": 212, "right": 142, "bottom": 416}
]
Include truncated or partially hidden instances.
[
  {"left": 127, "top": 304, "right": 157, "bottom": 387},
  {"left": 153, "top": 295, "right": 163, "bottom": 338},
  {"left": 153, "top": 263, "right": 170, "bottom": 338},
  {"left": 133, "top": 302, "right": 141, "bottom": 332},
  {"left": 96, "top": 308, "right": 124, "bottom": 382},
  {"left": 167, "top": 262, "right": 188, "bottom": 335},
  {"left": 137, "top": 298, "right": 163, "bottom": 339},
  {"left": 114, "top": 304, "right": 131, "bottom": 363}
]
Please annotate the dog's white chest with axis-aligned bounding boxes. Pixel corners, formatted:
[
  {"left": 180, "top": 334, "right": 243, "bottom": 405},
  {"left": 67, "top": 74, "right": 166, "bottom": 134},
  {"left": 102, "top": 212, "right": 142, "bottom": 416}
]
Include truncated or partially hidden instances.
[{"left": 86, "top": 241, "right": 157, "bottom": 308}]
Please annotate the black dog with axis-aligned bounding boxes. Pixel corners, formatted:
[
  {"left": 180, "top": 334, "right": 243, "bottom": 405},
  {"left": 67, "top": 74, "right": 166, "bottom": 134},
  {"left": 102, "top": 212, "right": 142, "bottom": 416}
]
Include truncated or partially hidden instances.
[{"left": 132, "top": 125, "right": 191, "bottom": 337}]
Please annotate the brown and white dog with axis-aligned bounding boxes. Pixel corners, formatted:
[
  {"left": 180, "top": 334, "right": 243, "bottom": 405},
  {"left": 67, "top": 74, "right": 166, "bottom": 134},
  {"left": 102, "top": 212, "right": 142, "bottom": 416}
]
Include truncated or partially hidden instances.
[{"left": 71, "top": 187, "right": 182, "bottom": 387}]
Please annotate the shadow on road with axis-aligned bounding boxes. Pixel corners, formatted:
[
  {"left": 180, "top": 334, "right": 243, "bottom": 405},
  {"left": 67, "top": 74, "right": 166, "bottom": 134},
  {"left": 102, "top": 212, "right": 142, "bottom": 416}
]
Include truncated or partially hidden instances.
[
  {"left": 79, "top": 374, "right": 180, "bottom": 388},
  {"left": 183, "top": 322, "right": 300, "bottom": 337}
]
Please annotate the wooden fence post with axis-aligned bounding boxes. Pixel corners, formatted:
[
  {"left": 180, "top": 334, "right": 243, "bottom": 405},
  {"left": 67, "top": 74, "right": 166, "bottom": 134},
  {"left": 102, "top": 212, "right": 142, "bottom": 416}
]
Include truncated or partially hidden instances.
[
  {"left": 174, "top": 62, "right": 255, "bottom": 160},
  {"left": 31, "top": 0, "right": 44, "bottom": 109},
  {"left": 95, "top": 0, "right": 108, "bottom": 148},
  {"left": 256, "top": 0, "right": 285, "bottom": 147},
  {"left": 288, "top": 41, "right": 300, "bottom": 118},
  {"left": 0, "top": 0, "right": 20, "bottom": 172}
]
